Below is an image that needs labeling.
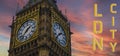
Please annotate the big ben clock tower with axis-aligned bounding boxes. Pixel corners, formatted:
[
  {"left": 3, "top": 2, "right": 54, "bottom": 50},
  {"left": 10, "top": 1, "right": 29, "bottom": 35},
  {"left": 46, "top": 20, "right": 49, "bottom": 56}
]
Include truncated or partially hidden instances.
[{"left": 8, "top": 0, "right": 71, "bottom": 56}]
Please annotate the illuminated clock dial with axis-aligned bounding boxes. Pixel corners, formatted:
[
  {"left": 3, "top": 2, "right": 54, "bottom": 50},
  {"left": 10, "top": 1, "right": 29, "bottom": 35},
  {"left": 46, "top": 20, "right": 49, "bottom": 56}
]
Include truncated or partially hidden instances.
[
  {"left": 17, "top": 20, "right": 36, "bottom": 42},
  {"left": 53, "top": 22, "right": 67, "bottom": 46}
]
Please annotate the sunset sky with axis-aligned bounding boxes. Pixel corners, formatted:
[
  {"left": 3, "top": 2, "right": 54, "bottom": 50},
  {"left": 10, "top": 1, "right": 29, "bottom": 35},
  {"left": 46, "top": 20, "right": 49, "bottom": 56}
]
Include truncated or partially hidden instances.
[{"left": 0, "top": 0, "right": 120, "bottom": 56}]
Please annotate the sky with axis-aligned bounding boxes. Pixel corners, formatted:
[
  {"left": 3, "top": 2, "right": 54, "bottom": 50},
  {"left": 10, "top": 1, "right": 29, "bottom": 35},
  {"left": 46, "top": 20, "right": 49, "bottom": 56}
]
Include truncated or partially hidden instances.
[{"left": 0, "top": 0, "right": 120, "bottom": 56}]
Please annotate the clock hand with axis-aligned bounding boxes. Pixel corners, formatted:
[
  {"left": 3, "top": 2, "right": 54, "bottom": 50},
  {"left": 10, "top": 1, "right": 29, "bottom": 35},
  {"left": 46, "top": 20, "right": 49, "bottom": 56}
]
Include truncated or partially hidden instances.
[
  {"left": 25, "top": 26, "right": 31, "bottom": 34},
  {"left": 22, "top": 25, "right": 30, "bottom": 35},
  {"left": 19, "top": 25, "right": 30, "bottom": 41},
  {"left": 19, "top": 35, "right": 24, "bottom": 41},
  {"left": 23, "top": 25, "right": 31, "bottom": 35},
  {"left": 24, "top": 26, "right": 32, "bottom": 36},
  {"left": 56, "top": 33, "right": 62, "bottom": 39}
]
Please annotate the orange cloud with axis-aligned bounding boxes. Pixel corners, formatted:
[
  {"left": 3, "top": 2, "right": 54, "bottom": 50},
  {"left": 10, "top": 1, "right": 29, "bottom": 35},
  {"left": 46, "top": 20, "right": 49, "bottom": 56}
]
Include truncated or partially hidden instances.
[
  {"left": 0, "top": 41, "right": 9, "bottom": 47},
  {"left": 59, "top": 1, "right": 120, "bottom": 55}
]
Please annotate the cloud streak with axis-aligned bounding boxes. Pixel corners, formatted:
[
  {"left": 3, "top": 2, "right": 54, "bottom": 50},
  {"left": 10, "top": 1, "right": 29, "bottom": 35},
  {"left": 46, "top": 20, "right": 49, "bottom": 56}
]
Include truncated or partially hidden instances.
[
  {"left": 58, "top": 0, "right": 120, "bottom": 56},
  {"left": 1, "top": 0, "right": 120, "bottom": 56}
]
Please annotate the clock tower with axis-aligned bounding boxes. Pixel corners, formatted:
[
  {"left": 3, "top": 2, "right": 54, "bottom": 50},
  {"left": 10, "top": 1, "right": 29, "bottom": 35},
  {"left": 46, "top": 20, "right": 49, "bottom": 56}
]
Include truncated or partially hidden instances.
[{"left": 8, "top": 0, "right": 71, "bottom": 56}]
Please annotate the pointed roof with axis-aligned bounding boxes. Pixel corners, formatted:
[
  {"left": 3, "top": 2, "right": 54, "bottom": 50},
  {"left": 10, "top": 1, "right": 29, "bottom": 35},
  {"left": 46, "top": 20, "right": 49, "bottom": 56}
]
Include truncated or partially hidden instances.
[
  {"left": 17, "top": 0, "right": 58, "bottom": 15},
  {"left": 25, "top": 0, "right": 57, "bottom": 8}
]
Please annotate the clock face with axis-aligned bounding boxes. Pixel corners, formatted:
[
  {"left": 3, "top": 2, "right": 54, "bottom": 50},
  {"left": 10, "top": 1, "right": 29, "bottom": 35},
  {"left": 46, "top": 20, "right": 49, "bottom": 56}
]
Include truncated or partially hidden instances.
[
  {"left": 17, "top": 20, "right": 36, "bottom": 42},
  {"left": 53, "top": 22, "right": 67, "bottom": 46}
]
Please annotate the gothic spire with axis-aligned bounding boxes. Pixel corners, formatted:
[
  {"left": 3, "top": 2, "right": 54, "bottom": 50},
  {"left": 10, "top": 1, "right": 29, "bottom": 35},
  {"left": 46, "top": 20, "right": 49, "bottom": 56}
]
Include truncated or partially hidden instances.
[{"left": 25, "top": 0, "right": 57, "bottom": 8}]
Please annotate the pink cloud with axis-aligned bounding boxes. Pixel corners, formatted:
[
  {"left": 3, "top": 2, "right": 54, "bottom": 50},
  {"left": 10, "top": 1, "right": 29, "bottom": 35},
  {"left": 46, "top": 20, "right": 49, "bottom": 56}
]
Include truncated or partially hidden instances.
[
  {"left": 58, "top": 0, "right": 120, "bottom": 55},
  {"left": 0, "top": 0, "right": 120, "bottom": 56},
  {"left": 0, "top": 13, "right": 12, "bottom": 38},
  {"left": 16, "top": 0, "right": 29, "bottom": 8}
]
